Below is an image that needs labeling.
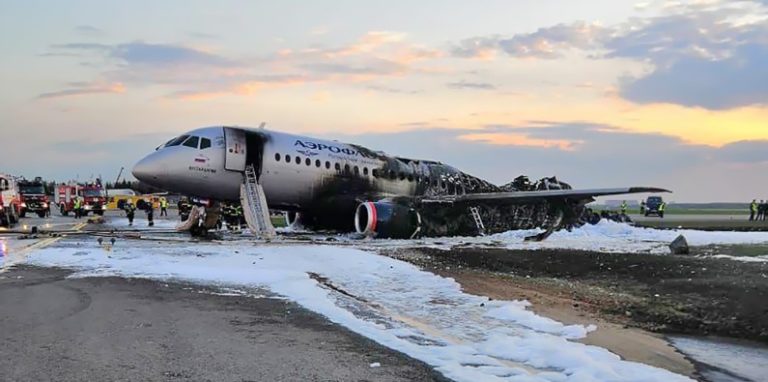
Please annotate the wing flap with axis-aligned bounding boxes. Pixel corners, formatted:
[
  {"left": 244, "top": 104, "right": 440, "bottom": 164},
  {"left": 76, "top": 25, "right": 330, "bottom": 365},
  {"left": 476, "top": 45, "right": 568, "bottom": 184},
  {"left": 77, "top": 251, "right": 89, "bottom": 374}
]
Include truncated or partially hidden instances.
[{"left": 421, "top": 187, "right": 670, "bottom": 205}]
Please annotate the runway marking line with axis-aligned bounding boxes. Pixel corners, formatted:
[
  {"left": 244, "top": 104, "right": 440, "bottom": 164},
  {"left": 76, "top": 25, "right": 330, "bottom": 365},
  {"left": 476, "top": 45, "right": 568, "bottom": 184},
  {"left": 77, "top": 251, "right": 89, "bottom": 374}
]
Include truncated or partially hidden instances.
[{"left": 1, "top": 222, "right": 87, "bottom": 273}]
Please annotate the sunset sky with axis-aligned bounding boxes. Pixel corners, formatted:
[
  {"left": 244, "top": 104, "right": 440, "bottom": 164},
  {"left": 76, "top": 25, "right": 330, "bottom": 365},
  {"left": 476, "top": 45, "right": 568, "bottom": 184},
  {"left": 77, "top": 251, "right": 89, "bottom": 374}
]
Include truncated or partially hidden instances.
[{"left": 1, "top": 0, "right": 766, "bottom": 201}]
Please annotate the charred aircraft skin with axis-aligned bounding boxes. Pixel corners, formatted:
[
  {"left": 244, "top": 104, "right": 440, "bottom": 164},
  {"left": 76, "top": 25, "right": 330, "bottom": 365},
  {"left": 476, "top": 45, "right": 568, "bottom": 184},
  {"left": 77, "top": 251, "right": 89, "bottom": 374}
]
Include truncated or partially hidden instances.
[{"left": 133, "top": 126, "right": 668, "bottom": 240}]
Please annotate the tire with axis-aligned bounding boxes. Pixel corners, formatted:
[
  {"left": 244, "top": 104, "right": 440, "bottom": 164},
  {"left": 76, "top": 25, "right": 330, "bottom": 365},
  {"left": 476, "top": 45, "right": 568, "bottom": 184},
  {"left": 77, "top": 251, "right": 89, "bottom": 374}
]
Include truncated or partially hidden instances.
[
  {"left": 37, "top": 211, "right": 46, "bottom": 218},
  {"left": 0, "top": 210, "right": 8, "bottom": 227},
  {"left": 19, "top": 209, "right": 26, "bottom": 218},
  {"left": 95, "top": 210, "right": 104, "bottom": 216}
]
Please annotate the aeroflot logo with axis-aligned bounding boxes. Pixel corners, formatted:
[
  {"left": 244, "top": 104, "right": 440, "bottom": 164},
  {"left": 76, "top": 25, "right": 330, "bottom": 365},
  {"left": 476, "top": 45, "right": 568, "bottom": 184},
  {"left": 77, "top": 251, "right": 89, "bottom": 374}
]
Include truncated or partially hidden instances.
[{"left": 294, "top": 140, "right": 367, "bottom": 157}]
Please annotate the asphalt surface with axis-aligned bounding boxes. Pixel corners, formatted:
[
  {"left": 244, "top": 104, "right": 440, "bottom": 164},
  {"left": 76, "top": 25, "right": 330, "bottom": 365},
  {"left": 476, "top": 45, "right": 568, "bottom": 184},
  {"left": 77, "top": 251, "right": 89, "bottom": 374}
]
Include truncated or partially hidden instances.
[{"left": 0, "top": 266, "right": 443, "bottom": 382}]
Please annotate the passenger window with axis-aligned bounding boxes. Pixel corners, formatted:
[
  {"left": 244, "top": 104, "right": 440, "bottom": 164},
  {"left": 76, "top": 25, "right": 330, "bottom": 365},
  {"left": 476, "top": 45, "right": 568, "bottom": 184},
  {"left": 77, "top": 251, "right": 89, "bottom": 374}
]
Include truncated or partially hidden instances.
[
  {"left": 325, "top": 161, "right": 331, "bottom": 169},
  {"left": 372, "top": 169, "right": 379, "bottom": 178},
  {"left": 315, "top": 159, "right": 321, "bottom": 168},
  {"left": 275, "top": 153, "right": 281, "bottom": 161},
  {"left": 200, "top": 138, "right": 211, "bottom": 149},
  {"left": 182, "top": 136, "right": 200, "bottom": 148},
  {"left": 344, "top": 164, "right": 351, "bottom": 174},
  {"left": 407, "top": 174, "right": 414, "bottom": 182},
  {"left": 363, "top": 167, "right": 369, "bottom": 176},
  {"left": 399, "top": 172, "right": 405, "bottom": 180},
  {"left": 165, "top": 135, "right": 189, "bottom": 147},
  {"left": 285, "top": 155, "right": 291, "bottom": 163},
  {"left": 295, "top": 156, "right": 301, "bottom": 165},
  {"left": 354, "top": 166, "right": 359, "bottom": 176},
  {"left": 305, "top": 158, "right": 311, "bottom": 166},
  {"left": 335, "top": 163, "right": 341, "bottom": 171}
]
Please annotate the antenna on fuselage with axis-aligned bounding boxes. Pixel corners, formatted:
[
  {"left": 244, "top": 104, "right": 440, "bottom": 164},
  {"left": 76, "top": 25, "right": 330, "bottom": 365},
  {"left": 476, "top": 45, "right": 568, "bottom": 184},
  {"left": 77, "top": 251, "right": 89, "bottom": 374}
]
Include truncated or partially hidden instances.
[{"left": 258, "top": 122, "right": 266, "bottom": 129}]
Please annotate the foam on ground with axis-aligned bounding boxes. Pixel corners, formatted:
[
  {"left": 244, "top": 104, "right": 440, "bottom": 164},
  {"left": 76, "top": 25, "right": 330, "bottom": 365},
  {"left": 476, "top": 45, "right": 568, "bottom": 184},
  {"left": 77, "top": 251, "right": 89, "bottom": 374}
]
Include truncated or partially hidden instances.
[{"left": 26, "top": 241, "right": 692, "bottom": 382}]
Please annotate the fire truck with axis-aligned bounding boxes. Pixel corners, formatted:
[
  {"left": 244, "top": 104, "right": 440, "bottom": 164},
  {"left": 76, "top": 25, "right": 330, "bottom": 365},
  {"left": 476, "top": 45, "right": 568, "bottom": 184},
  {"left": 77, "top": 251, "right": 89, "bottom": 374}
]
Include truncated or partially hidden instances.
[
  {"left": 18, "top": 177, "right": 50, "bottom": 218},
  {"left": 0, "top": 174, "right": 22, "bottom": 227},
  {"left": 56, "top": 181, "right": 107, "bottom": 216}
]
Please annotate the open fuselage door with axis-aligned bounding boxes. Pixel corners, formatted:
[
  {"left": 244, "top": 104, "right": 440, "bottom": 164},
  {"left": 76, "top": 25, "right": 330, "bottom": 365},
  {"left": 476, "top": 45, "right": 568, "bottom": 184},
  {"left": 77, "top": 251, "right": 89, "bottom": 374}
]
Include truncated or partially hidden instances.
[{"left": 223, "top": 127, "right": 247, "bottom": 172}]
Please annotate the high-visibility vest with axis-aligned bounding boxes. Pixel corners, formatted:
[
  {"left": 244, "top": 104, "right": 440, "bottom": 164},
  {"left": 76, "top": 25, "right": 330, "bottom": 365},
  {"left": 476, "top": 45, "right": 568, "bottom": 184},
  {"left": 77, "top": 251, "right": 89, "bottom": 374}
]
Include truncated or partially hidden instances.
[
  {"left": 659, "top": 203, "right": 666, "bottom": 211},
  {"left": 73, "top": 199, "right": 81, "bottom": 209},
  {"left": 751, "top": 202, "right": 758, "bottom": 212},
  {"left": 161, "top": 199, "right": 168, "bottom": 208}
]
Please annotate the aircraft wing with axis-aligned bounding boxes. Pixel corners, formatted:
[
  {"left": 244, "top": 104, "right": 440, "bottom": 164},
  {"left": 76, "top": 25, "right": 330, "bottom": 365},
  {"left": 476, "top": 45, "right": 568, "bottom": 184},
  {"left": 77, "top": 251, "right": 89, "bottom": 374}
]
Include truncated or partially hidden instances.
[{"left": 420, "top": 187, "right": 671, "bottom": 205}]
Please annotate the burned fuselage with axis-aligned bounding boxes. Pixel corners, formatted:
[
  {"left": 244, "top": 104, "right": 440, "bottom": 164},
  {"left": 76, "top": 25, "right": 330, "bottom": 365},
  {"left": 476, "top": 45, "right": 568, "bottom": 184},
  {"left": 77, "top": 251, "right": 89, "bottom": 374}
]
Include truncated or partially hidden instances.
[{"left": 134, "top": 126, "right": 607, "bottom": 239}]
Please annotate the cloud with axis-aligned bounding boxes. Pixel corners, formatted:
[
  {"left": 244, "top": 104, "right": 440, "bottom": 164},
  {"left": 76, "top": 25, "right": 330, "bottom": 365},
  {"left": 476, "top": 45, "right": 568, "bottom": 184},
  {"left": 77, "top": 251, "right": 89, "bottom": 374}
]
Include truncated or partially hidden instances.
[
  {"left": 36, "top": 82, "right": 125, "bottom": 99},
  {"left": 450, "top": 1, "right": 768, "bottom": 109},
  {"left": 451, "top": 22, "right": 606, "bottom": 60},
  {"left": 46, "top": 32, "right": 441, "bottom": 100},
  {"left": 74, "top": 25, "right": 103, "bottom": 35},
  {"left": 717, "top": 139, "right": 768, "bottom": 163},
  {"left": 620, "top": 44, "right": 768, "bottom": 109},
  {"left": 447, "top": 80, "right": 496, "bottom": 90}
]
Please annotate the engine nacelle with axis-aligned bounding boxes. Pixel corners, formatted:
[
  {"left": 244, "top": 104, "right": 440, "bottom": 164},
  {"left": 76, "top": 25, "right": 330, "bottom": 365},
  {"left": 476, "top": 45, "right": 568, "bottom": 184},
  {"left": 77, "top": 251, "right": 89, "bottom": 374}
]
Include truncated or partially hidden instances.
[{"left": 354, "top": 201, "right": 421, "bottom": 239}]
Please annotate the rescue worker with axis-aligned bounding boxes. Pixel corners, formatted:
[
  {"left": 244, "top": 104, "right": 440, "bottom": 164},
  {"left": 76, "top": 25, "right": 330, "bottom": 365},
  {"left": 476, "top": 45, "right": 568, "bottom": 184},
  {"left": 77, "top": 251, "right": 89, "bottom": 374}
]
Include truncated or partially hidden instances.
[
  {"left": 758, "top": 200, "right": 766, "bottom": 222},
  {"left": 221, "top": 203, "right": 235, "bottom": 230},
  {"left": 234, "top": 204, "right": 244, "bottom": 230},
  {"left": 160, "top": 197, "right": 168, "bottom": 217},
  {"left": 73, "top": 197, "right": 82, "bottom": 219},
  {"left": 750, "top": 199, "right": 758, "bottom": 221},
  {"left": 145, "top": 199, "right": 155, "bottom": 227},
  {"left": 620, "top": 200, "right": 628, "bottom": 215},
  {"left": 178, "top": 197, "right": 191, "bottom": 221},
  {"left": 658, "top": 201, "right": 666, "bottom": 218},
  {"left": 124, "top": 201, "right": 136, "bottom": 226},
  {"left": 640, "top": 200, "right": 646, "bottom": 215}
]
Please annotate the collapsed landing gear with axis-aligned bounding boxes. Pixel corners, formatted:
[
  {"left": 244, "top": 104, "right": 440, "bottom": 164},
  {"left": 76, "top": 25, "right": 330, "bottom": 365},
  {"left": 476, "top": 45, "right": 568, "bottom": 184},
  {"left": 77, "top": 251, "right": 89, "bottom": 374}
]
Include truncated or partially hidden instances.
[{"left": 524, "top": 209, "right": 564, "bottom": 242}]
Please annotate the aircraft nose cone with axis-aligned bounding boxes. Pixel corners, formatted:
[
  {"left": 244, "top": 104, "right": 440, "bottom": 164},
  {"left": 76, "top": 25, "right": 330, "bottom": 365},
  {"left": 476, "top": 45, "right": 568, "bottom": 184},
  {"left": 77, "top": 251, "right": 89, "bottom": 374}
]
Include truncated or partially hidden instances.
[{"left": 132, "top": 153, "right": 164, "bottom": 185}]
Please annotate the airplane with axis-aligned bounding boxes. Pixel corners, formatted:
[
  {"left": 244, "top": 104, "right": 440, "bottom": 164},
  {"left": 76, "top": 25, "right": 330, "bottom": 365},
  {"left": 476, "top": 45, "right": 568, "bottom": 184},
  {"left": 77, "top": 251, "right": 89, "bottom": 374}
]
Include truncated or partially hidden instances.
[{"left": 132, "top": 125, "right": 668, "bottom": 240}]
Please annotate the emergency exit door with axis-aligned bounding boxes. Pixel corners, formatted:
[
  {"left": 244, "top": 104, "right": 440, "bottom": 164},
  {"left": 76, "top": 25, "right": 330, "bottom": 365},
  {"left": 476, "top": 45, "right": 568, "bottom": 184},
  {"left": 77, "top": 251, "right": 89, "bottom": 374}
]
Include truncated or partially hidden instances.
[{"left": 223, "top": 127, "right": 247, "bottom": 172}]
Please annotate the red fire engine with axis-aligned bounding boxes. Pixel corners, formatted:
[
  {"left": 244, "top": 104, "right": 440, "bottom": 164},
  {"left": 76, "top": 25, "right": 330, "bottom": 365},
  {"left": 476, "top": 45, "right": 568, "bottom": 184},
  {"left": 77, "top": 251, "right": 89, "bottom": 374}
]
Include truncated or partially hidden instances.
[
  {"left": 18, "top": 177, "right": 50, "bottom": 218},
  {"left": 56, "top": 181, "right": 107, "bottom": 216},
  {"left": 0, "top": 174, "right": 22, "bottom": 227}
]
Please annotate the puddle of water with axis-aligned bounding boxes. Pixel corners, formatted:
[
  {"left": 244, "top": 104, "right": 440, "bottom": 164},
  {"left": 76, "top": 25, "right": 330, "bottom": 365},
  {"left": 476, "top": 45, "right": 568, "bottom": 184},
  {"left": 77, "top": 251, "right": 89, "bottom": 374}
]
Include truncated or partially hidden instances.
[{"left": 669, "top": 335, "right": 768, "bottom": 382}]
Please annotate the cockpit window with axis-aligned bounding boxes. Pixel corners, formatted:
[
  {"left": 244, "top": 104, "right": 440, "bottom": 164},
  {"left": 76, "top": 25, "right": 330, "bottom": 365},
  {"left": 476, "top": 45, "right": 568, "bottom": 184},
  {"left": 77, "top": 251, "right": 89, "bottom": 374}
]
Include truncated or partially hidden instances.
[
  {"left": 165, "top": 135, "right": 190, "bottom": 147},
  {"left": 200, "top": 138, "right": 211, "bottom": 149},
  {"left": 182, "top": 136, "right": 200, "bottom": 148}
]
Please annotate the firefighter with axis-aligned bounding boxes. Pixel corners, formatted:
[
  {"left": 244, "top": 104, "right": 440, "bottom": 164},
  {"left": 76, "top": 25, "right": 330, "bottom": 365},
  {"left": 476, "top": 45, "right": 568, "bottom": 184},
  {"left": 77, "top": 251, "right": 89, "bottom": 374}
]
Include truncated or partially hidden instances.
[
  {"left": 620, "top": 200, "right": 628, "bottom": 215},
  {"left": 160, "top": 197, "right": 168, "bottom": 217},
  {"left": 235, "top": 203, "right": 244, "bottom": 229},
  {"left": 221, "top": 203, "right": 235, "bottom": 230},
  {"left": 124, "top": 201, "right": 136, "bottom": 226},
  {"left": 658, "top": 201, "right": 666, "bottom": 218},
  {"left": 178, "top": 197, "right": 191, "bottom": 221},
  {"left": 73, "top": 197, "right": 82, "bottom": 219},
  {"left": 750, "top": 199, "right": 758, "bottom": 221},
  {"left": 145, "top": 199, "right": 155, "bottom": 227},
  {"left": 757, "top": 200, "right": 765, "bottom": 222},
  {"left": 640, "top": 200, "right": 646, "bottom": 215}
]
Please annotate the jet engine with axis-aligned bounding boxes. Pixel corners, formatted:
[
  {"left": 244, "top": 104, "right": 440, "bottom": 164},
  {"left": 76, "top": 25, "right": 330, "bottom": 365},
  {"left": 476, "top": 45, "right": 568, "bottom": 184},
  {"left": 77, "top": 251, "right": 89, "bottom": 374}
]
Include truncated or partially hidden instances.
[{"left": 354, "top": 201, "right": 421, "bottom": 239}]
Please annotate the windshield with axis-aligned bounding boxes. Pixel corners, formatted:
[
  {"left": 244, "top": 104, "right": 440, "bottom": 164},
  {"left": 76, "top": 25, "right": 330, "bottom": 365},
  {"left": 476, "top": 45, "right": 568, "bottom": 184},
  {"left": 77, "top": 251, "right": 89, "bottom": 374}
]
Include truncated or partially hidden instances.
[
  {"left": 164, "top": 135, "right": 190, "bottom": 148},
  {"left": 83, "top": 189, "right": 105, "bottom": 197},
  {"left": 20, "top": 185, "right": 45, "bottom": 194}
]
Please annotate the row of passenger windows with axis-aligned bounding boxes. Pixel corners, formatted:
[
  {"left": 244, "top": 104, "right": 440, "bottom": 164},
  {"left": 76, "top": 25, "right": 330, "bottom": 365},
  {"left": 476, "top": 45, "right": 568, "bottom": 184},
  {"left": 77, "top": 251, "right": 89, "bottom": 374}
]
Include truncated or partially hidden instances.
[
  {"left": 273, "top": 152, "right": 466, "bottom": 192},
  {"left": 162, "top": 135, "right": 212, "bottom": 150}
]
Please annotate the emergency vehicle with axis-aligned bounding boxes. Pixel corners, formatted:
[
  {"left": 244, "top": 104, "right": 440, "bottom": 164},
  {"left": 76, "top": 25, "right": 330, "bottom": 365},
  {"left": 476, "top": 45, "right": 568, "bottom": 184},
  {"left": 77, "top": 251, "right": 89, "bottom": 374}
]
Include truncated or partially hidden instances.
[
  {"left": 18, "top": 177, "right": 50, "bottom": 218},
  {"left": 55, "top": 182, "right": 107, "bottom": 216},
  {"left": 0, "top": 174, "right": 22, "bottom": 227}
]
